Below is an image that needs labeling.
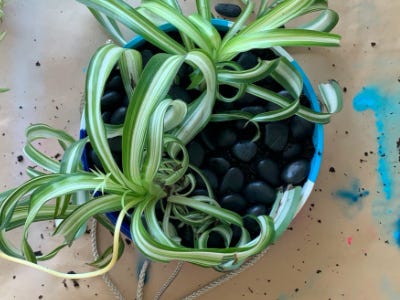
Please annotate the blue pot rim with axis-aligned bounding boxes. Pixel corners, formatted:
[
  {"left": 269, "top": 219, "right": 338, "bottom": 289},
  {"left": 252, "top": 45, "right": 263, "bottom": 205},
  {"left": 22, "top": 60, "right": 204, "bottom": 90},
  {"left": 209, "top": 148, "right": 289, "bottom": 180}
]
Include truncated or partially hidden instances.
[{"left": 80, "top": 18, "right": 324, "bottom": 238}]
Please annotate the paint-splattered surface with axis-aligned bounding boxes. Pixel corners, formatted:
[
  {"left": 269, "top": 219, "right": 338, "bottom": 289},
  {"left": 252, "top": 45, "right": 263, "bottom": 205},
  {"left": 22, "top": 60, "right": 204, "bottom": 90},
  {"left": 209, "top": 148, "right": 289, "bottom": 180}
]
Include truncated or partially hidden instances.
[{"left": 1, "top": 1, "right": 400, "bottom": 299}]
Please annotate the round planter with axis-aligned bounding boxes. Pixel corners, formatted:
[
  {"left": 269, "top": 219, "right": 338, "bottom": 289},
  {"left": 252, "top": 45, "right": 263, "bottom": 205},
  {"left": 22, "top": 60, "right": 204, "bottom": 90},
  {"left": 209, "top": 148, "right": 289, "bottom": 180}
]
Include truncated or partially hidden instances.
[{"left": 80, "top": 19, "right": 323, "bottom": 250}]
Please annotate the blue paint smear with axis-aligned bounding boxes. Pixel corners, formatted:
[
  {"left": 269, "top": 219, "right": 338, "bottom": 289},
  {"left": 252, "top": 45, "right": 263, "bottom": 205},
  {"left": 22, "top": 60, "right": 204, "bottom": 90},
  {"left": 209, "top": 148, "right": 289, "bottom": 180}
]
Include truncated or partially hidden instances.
[
  {"left": 353, "top": 86, "right": 393, "bottom": 199},
  {"left": 353, "top": 85, "right": 400, "bottom": 247},
  {"left": 335, "top": 179, "right": 370, "bottom": 204},
  {"left": 394, "top": 219, "right": 400, "bottom": 246}
]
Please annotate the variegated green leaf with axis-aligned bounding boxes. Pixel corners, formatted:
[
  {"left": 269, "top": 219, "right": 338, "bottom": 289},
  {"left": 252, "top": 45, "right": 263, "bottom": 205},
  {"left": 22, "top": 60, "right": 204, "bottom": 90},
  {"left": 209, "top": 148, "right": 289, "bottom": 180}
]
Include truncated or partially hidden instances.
[
  {"left": 118, "top": 48, "right": 142, "bottom": 99},
  {"left": 318, "top": 79, "right": 343, "bottom": 113},
  {"left": 141, "top": 0, "right": 211, "bottom": 53},
  {"left": 77, "top": 0, "right": 186, "bottom": 54},
  {"left": 219, "top": 29, "right": 341, "bottom": 61},
  {"left": 122, "top": 53, "right": 185, "bottom": 184}
]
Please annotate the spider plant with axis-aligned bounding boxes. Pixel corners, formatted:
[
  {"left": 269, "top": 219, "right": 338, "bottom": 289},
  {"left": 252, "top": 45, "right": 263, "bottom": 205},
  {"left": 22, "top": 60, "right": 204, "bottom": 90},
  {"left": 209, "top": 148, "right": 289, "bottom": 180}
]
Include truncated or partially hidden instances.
[{"left": 0, "top": 0, "right": 342, "bottom": 278}]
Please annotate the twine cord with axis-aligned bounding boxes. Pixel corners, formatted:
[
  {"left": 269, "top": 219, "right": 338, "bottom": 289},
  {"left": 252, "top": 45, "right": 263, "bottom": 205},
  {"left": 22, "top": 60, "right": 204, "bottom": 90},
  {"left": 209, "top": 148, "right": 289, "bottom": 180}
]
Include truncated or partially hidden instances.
[
  {"left": 90, "top": 217, "right": 262, "bottom": 299},
  {"left": 153, "top": 261, "right": 184, "bottom": 300},
  {"left": 90, "top": 218, "right": 126, "bottom": 300}
]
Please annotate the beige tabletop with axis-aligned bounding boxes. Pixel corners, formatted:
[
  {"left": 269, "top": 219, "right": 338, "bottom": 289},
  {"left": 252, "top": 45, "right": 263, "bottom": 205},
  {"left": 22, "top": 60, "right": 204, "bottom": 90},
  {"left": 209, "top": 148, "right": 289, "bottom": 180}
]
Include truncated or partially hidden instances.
[{"left": 1, "top": 1, "right": 400, "bottom": 299}]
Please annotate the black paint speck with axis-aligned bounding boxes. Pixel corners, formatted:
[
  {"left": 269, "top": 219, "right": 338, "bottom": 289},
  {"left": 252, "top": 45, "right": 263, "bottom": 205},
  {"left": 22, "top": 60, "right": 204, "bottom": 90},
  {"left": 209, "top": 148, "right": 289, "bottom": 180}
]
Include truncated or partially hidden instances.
[
  {"left": 343, "top": 87, "right": 347, "bottom": 93},
  {"left": 295, "top": 288, "right": 299, "bottom": 292},
  {"left": 316, "top": 269, "right": 322, "bottom": 274},
  {"left": 12, "top": 275, "right": 16, "bottom": 279},
  {"left": 67, "top": 271, "right": 80, "bottom": 288},
  {"left": 35, "top": 61, "right": 41, "bottom": 67},
  {"left": 34, "top": 250, "right": 43, "bottom": 256},
  {"left": 329, "top": 166, "right": 336, "bottom": 173},
  {"left": 38, "top": 296, "right": 43, "bottom": 299},
  {"left": 17, "top": 155, "right": 24, "bottom": 162},
  {"left": 370, "top": 42, "right": 376, "bottom": 47}
]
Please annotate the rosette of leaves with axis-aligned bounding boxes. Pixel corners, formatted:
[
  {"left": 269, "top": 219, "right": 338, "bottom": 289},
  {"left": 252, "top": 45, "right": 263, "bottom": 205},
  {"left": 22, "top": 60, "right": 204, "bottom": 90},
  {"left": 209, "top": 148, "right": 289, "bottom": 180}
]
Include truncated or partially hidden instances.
[{"left": 0, "top": 0, "right": 343, "bottom": 278}]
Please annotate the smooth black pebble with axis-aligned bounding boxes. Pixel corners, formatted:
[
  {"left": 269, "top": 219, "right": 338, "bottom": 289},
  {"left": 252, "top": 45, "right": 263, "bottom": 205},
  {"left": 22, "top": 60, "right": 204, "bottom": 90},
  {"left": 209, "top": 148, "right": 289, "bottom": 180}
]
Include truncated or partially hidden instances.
[
  {"left": 141, "top": 49, "right": 153, "bottom": 67},
  {"left": 290, "top": 115, "right": 314, "bottom": 140},
  {"left": 241, "top": 105, "right": 266, "bottom": 115},
  {"left": 278, "top": 90, "right": 292, "bottom": 100},
  {"left": 246, "top": 204, "right": 267, "bottom": 216},
  {"left": 236, "top": 93, "right": 263, "bottom": 106},
  {"left": 177, "top": 225, "right": 194, "bottom": 248},
  {"left": 220, "top": 194, "right": 247, "bottom": 214},
  {"left": 215, "top": 3, "right": 242, "bottom": 18},
  {"left": 243, "top": 216, "right": 261, "bottom": 239},
  {"left": 216, "top": 128, "right": 237, "bottom": 147},
  {"left": 108, "top": 136, "right": 122, "bottom": 153},
  {"left": 110, "top": 106, "right": 127, "bottom": 125},
  {"left": 188, "top": 141, "right": 205, "bottom": 167},
  {"left": 219, "top": 167, "right": 244, "bottom": 194},
  {"left": 207, "top": 157, "right": 230, "bottom": 175},
  {"left": 207, "top": 231, "right": 225, "bottom": 248},
  {"left": 257, "top": 159, "right": 281, "bottom": 187},
  {"left": 232, "top": 141, "right": 257, "bottom": 162},
  {"left": 89, "top": 149, "right": 103, "bottom": 170},
  {"left": 198, "top": 169, "right": 218, "bottom": 190},
  {"left": 102, "top": 111, "right": 112, "bottom": 123},
  {"left": 281, "top": 159, "right": 310, "bottom": 185},
  {"left": 169, "top": 84, "right": 192, "bottom": 104},
  {"left": 200, "top": 129, "right": 216, "bottom": 151},
  {"left": 282, "top": 143, "right": 303, "bottom": 160},
  {"left": 101, "top": 91, "right": 122, "bottom": 111},
  {"left": 236, "top": 51, "right": 258, "bottom": 70},
  {"left": 244, "top": 181, "right": 276, "bottom": 205},
  {"left": 105, "top": 75, "right": 124, "bottom": 91},
  {"left": 122, "top": 94, "right": 130, "bottom": 107},
  {"left": 264, "top": 122, "right": 289, "bottom": 152}
]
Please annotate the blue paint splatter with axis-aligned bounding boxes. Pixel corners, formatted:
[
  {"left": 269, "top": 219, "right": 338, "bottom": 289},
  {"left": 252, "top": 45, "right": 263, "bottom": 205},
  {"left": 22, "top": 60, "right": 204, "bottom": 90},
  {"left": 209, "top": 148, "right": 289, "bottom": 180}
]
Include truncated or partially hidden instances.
[
  {"left": 353, "top": 86, "right": 393, "bottom": 200},
  {"left": 335, "top": 179, "right": 369, "bottom": 203},
  {"left": 334, "top": 179, "right": 369, "bottom": 218},
  {"left": 394, "top": 219, "right": 400, "bottom": 246},
  {"left": 353, "top": 85, "right": 400, "bottom": 246}
]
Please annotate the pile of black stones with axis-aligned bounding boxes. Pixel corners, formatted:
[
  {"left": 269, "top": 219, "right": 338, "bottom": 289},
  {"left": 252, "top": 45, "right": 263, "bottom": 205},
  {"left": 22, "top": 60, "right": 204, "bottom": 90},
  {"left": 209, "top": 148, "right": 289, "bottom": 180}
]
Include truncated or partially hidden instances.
[{"left": 85, "top": 32, "right": 316, "bottom": 248}]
